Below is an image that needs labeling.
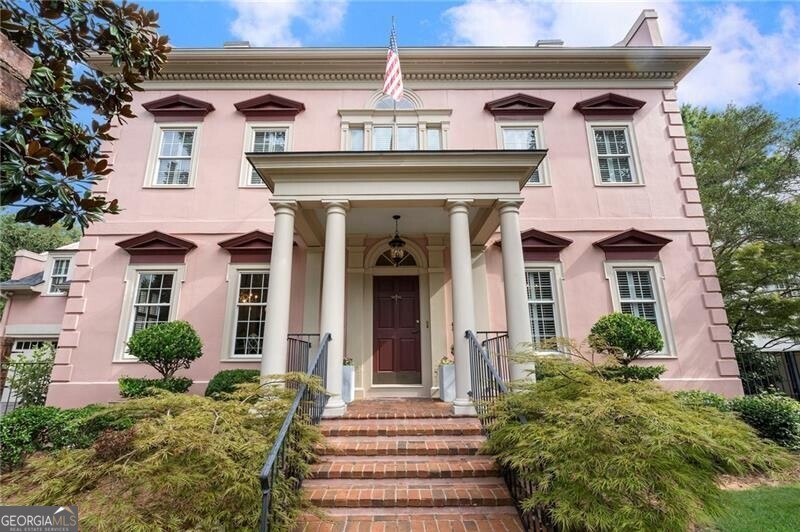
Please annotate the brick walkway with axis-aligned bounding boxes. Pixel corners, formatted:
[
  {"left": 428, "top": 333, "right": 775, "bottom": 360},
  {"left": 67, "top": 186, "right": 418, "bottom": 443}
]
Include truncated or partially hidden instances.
[{"left": 297, "top": 399, "right": 523, "bottom": 531}]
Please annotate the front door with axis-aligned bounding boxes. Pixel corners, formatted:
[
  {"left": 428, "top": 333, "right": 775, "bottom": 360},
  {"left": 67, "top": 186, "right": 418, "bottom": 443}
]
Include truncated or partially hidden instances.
[{"left": 373, "top": 276, "right": 421, "bottom": 385}]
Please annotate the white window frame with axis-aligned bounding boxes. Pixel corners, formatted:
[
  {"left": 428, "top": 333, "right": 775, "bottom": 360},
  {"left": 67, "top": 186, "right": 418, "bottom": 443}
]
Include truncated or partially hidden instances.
[
  {"left": 525, "top": 262, "right": 568, "bottom": 352},
  {"left": 43, "top": 253, "right": 75, "bottom": 296},
  {"left": 144, "top": 123, "right": 202, "bottom": 188},
  {"left": 221, "top": 263, "right": 270, "bottom": 361},
  {"left": 496, "top": 122, "right": 549, "bottom": 186},
  {"left": 586, "top": 121, "right": 643, "bottom": 186},
  {"left": 603, "top": 261, "right": 676, "bottom": 357},
  {"left": 239, "top": 122, "right": 293, "bottom": 187},
  {"left": 339, "top": 108, "right": 451, "bottom": 152},
  {"left": 113, "top": 264, "right": 185, "bottom": 361}
]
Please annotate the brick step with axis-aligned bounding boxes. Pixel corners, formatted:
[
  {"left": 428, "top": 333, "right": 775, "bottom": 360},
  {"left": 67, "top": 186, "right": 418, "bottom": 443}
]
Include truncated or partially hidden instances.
[
  {"left": 295, "top": 506, "right": 524, "bottom": 531},
  {"left": 320, "top": 417, "right": 483, "bottom": 437},
  {"left": 303, "top": 478, "right": 513, "bottom": 508},
  {"left": 311, "top": 456, "right": 499, "bottom": 479},
  {"left": 341, "top": 400, "right": 463, "bottom": 420},
  {"left": 319, "top": 436, "right": 485, "bottom": 456}
]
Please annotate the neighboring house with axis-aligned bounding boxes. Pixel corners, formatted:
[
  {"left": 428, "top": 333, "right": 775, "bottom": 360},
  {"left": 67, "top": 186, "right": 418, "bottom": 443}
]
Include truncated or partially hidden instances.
[{"left": 0, "top": 10, "right": 743, "bottom": 413}]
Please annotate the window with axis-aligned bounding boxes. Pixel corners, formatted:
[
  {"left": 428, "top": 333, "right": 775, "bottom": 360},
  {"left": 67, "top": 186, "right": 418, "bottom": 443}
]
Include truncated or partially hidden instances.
[
  {"left": 589, "top": 125, "right": 640, "bottom": 184},
  {"left": 154, "top": 128, "right": 196, "bottom": 185},
  {"left": 371, "top": 125, "right": 420, "bottom": 150},
  {"left": 47, "top": 257, "right": 71, "bottom": 295},
  {"left": 426, "top": 127, "right": 442, "bottom": 150},
  {"left": 526, "top": 269, "right": 561, "bottom": 344},
  {"left": 129, "top": 272, "right": 176, "bottom": 336},
  {"left": 349, "top": 127, "right": 365, "bottom": 151},
  {"left": 374, "top": 94, "right": 415, "bottom": 110},
  {"left": 231, "top": 270, "right": 269, "bottom": 358},
  {"left": 501, "top": 125, "right": 544, "bottom": 184},
  {"left": 241, "top": 124, "right": 290, "bottom": 186},
  {"left": 605, "top": 262, "right": 675, "bottom": 356}
]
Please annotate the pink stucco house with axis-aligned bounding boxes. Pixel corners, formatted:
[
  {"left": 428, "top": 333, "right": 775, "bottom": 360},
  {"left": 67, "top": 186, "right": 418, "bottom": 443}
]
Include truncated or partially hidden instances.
[{"left": 0, "top": 11, "right": 742, "bottom": 415}]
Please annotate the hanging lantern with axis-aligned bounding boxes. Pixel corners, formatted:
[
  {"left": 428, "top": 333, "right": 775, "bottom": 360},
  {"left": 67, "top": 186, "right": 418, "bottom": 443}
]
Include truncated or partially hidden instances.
[{"left": 388, "top": 215, "right": 406, "bottom": 266}]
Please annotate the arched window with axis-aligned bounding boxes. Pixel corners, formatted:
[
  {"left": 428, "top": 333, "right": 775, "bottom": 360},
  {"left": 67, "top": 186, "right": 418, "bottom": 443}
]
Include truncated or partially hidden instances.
[
  {"left": 375, "top": 249, "right": 417, "bottom": 267},
  {"left": 374, "top": 95, "right": 415, "bottom": 110}
]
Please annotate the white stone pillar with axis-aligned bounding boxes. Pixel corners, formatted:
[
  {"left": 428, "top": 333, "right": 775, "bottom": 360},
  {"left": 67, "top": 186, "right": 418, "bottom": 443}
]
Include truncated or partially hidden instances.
[
  {"left": 261, "top": 201, "right": 297, "bottom": 377},
  {"left": 499, "top": 199, "right": 534, "bottom": 380},
  {"left": 446, "top": 200, "right": 477, "bottom": 415},
  {"left": 320, "top": 200, "right": 349, "bottom": 417}
]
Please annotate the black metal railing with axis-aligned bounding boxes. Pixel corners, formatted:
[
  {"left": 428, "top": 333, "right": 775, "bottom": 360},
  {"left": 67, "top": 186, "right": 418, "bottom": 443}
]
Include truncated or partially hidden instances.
[
  {"left": 737, "top": 350, "right": 800, "bottom": 399},
  {"left": 0, "top": 361, "right": 53, "bottom": 416},
  {"left": 466, "top": 330, "right": 556, "bottom": 532},
  {"left": 477, "top": 330, "right": 511, "bottom": 382},
  {"left": 259, "top": 333, "right": 331, "bottom": 532}
]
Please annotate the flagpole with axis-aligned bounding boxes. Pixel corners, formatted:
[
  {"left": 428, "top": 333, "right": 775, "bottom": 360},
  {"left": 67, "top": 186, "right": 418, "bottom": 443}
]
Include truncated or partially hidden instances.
[{"left": 392, "top": 16, "right": 397, "bottom": 148}]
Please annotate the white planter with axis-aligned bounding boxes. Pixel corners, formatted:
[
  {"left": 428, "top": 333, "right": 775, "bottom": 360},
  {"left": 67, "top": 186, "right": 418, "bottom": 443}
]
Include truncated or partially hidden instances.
[
  {"left": 438, "top": 364, "right": 456, "bottom": 403},
  {"left": 342, "top": 365, "right": 355, "bottom": 404}
]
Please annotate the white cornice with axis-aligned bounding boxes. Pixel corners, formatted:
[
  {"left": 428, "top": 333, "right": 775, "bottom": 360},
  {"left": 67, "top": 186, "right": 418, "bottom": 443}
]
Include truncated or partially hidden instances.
[{"left": 89, "top": 46, "right": 709, "bottom": 87}]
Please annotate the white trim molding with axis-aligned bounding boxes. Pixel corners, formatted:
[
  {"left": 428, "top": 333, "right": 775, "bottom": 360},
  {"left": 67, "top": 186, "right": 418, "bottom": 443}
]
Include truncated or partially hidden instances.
[
  {"left": 496, "top": 121, "right": 550, "bottom": 186},
  {"left": 220, "top": 263, "right": 270, "bottom": 361},
  {"left": 239, "top": 122, "right": 293, "bottom": 187},
  {"left": 113, "top": 264, "right": 186, "bottom": 361},
  {"left": 524, "top": 261, "right": 569, "bottom": 346},
  {"left": 143, "top": 122, "right": 202, "bottom": 188},
  {"left": 43, "top": 251, "right": 76, "bottom": 297},
  {"left": 603, "top": 260, "right": 677, "bottom": 358},
  {"left": 585, "top": 121, "right": 644, "bottom": 186}
]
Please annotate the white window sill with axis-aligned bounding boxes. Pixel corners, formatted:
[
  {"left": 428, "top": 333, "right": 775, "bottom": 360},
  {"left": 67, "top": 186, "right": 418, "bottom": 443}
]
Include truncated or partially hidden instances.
[{"left": 594, "top": 182, "right": 646, "bottom": 187}]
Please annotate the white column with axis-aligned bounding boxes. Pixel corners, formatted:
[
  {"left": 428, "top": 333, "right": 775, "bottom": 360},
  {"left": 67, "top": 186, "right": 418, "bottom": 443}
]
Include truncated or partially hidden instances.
[
  {"left": 320, "top": 200, "right": 349, "bottom": 417},
  {"left": 499, "top": 199, "right": 534, "bottom": 380},
  {"left": 261, "top": 200, "right": 297, "bottom": 377},
  {"left": 446, "top": 200, "right": 477, "bottom": 415}
]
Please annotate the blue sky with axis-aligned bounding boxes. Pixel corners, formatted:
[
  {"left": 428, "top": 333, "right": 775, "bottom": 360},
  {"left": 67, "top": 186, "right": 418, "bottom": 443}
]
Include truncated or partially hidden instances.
[{"left": 139, "top": 1, "right": 799, "bottom": 117}]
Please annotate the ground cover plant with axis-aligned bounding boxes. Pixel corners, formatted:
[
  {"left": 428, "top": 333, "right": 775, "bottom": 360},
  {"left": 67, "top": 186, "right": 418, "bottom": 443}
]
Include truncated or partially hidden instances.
[
  {"left": 486, "top": 356, "right": 793, "bottom": 532},
  {"left": 1, "top": 377, "right": 322, "bottom": 530},
  {"left": 205, "top": 369, "right": 260, "bottom": 398}
]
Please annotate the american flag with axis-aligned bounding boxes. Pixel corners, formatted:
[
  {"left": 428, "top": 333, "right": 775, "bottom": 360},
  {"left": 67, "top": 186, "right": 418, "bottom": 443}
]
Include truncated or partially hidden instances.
[{"left": 382, "top": 21, "right": 404, "bottom": 101}]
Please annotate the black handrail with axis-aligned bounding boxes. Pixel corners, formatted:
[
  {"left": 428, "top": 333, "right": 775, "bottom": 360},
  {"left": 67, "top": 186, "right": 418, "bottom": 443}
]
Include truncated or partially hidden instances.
[
  {"left": 466, "top": 330, "right": 555, "bottom": 532},
  {"left": 259, "top": 333, "right": 331, "bottom": 532},
  {"left": 479, "top": 331, "right": 511, "bottom": 382}
]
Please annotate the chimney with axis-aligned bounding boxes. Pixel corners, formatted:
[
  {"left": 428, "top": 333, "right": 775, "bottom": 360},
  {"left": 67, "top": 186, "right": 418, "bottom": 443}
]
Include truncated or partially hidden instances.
[
  {"left": 535, "top": 39, "right": 564, "bottom": 48},
  {"left": 223, "top": 41, "right": 251, "bottom": 48}
]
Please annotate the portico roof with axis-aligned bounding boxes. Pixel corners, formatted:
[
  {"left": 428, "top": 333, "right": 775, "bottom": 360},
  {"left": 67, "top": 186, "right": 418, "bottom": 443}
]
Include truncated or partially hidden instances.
[{"left": 246, "top": 149, "right": 547, "bottom": 199}]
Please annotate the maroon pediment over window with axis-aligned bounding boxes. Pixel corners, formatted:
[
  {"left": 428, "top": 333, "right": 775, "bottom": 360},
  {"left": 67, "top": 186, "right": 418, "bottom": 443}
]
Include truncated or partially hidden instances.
[
  {"left": 142, "top": 94, "right": 215, "bottom": 121},
  {"left": 573, "top": 93, "right": 646, "bottom": 117},
  {"left": 484, "top": 93, "right": 555, "bottom": 119},
  {"left": 520, "top": 229, "right": 573, "bottom": 261},
  {"left": 234, "top": 94, "right": 306, "bottom": 120},
  {"left": 218, "top": 231, "right": 275, "bottom": 263},
  {"left": 593, "top": 229, "right": 671, "bottom": 259},
  {"left": 116, "top": 231, "right": 197, "bottom": 263}
]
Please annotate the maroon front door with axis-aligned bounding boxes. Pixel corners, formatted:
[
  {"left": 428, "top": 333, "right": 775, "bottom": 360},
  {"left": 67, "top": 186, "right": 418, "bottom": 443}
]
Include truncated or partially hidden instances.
[{"left": 373, "top": 276, "right": 421, "bottom": 385}]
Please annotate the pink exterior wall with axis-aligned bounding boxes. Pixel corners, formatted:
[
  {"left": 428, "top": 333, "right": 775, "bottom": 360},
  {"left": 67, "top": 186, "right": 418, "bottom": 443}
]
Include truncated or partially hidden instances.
[{"left": 0, "top": 71, "right": 737, "bottom": 406}]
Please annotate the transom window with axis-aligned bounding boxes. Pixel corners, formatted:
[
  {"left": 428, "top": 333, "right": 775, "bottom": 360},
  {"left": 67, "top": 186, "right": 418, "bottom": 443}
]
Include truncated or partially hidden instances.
[
  {"left": 501, "top": 126, "right": 543, "bottom": 184},
  {"left": 130, "top": 272, "right": 175, "bottom": 336},
  {"left": 48, "top": 257, "right": 71, "bottom": 295},
  {"left": 248, "top": 128, "right": 287, "bottom": 185},
  {"left": 231, "top": 271, "right": 269, "bottom": 357},
  {"left": 591, "top": 126, "right": 637, "bottom": 184},
  {"left": 374, "top": 95, "right": 415, "bottom": 110},
  {"left": 526, "top": 269, "right": 561, "bottom": 344},
  {"left": 375, "top": 250, "right": 417, "bottom": 267},
  {"left": 155, "top": 129, "right": 196, "bottom": 185}
]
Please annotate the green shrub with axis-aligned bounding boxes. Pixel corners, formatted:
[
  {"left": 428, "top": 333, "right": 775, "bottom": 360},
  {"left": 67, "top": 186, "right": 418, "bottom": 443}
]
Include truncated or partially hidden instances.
[
  {"left": 1, "top": 380, "right": 322, "bottom": 531},
  {"left": 126, "top": 321, "right": 203, "bottom": 378},
  {"left": 729, "top": 393, "right": 800, "bottom": 450},
  {"left": 675, "top": 390, "right": 730, "bottom": 411},
  {"left": 599, "top": 364, "right": 666, "bottom": 381},
  {"left": 118, "top": 377, "right": 193, "bottom": 398},
  {"left": 484, "top": 363, "right": 791, "bottom": 532},
  {"left": 0, "top": 404, "right": 124, "bottom": 469},
  {"left": 205, "top": 369, "right": 260, "bottom": 398},
  {"left": 589, "top": 313, "right": 663, "bottom": 365},
  {"left": 5, "top": 343, "right": 55, "bottom": 407}
]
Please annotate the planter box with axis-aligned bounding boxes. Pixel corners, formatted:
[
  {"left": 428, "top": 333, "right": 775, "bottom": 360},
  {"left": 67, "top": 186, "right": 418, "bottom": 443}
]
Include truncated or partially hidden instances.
[
  {"left": 438, "top": 364, "right": 455, "bottom": 402},
  {"left": 342, "top": 365, "right": 355, "bottom": 404}
]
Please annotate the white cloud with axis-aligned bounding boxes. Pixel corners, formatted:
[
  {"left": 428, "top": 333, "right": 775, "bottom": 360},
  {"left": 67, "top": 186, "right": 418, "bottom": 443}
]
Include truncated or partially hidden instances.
[
  {"left": 229, "top": 0, "right": 347, "bottom": 47},
  {"left": 443, "top": 0, "right": 800, "bottom": 108}
]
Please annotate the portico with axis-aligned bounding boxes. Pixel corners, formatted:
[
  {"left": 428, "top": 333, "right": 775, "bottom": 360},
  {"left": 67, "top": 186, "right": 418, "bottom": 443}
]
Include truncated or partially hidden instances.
[{"left": 248, "top": 151, "right": 545, "bottom": 416}]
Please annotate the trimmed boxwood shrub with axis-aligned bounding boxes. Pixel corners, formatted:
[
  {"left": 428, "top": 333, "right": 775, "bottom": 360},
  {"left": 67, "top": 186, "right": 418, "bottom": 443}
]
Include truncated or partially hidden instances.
[
  {"left": 729, "top": 393, "right": 800, "bottom": 450},
  {"left": 205, "top": 369, "right": 260, "bottom": 398},
  {"left": 118, "top": 377, "right": 193, "bottom": 398},
  {"left": 675, "top": 390, "right": 731, "bottom": 411},
  {"left": 126, "top": 321, "right": 203, "bottom": 379},
  {"left": 599, "top": 364, "right": 666, "bottom": 381},
  {"left": 589, "top": 312, "right": 663, "bottom": 365}
]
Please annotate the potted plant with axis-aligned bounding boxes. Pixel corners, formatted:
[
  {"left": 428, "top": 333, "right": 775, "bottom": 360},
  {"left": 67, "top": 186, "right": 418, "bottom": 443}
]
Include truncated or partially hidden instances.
[
  {"left": 438, "top": 354, "right": 455, "bottom": 402},
  {"left": 342, "top": 356, "right": 355, "bottom": 404}
]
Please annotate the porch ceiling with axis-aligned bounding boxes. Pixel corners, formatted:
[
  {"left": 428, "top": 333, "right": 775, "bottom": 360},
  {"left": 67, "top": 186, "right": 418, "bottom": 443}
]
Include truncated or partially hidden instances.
[{"left": 246, "top": 150, "right": 546, "bottom": 202}]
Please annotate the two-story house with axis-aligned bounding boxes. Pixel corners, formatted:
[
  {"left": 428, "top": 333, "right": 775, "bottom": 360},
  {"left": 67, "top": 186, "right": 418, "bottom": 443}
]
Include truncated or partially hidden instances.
[{"left": 0, "top": 11, "right": 743, "bottom": 415}]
